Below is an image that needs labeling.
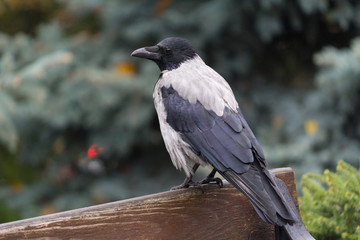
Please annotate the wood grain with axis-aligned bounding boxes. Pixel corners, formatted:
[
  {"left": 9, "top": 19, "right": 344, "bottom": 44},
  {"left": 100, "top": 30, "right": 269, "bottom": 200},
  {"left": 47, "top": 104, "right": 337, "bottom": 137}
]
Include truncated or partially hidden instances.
[{"left": 0, "top": 167, "right": 299, "bottom": 240}]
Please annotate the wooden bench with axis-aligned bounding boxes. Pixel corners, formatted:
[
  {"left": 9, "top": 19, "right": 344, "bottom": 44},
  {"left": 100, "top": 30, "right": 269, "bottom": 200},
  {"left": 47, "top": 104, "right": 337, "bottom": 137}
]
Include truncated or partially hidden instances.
[{"left": 0, "top": 168, "right": 299, "bottom": 240}]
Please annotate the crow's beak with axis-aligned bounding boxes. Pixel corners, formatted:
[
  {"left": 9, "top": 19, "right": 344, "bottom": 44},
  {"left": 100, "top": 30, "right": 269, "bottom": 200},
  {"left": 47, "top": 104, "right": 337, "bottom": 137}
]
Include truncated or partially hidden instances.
[{"left": 131, "top": 46, "right": 161, "bottom": 60}]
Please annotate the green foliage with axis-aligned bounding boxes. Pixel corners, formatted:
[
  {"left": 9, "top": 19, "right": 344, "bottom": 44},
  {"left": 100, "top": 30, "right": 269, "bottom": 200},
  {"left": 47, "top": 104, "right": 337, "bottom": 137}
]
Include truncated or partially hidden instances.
[
  {"left": 262, "top": 38, "right": 360, "bottom": 177},
  {"left": 0, "top": 18, "right": 162, "bottom": 220},
  {"left": 0, "top": 0, "right": 61, "bottom": 35},
  {"left": 0, "top": 199, "right": 20, "bottom": 223},
  {"left": 299, "top": 160, "right": 360, "bottom": 240}
]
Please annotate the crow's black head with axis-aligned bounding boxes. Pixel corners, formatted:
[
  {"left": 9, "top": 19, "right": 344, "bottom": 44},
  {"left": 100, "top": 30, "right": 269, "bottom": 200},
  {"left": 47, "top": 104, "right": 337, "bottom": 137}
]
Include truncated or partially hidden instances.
[{"left": 131, "top": 37, "right": 196, "bottom": 71}]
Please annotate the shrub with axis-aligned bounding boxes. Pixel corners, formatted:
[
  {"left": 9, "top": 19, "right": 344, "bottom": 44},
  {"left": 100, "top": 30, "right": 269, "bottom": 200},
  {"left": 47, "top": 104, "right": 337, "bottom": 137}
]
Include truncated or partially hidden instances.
[{"left": 299, "top": 160, "right": 360, "bottom": 240}]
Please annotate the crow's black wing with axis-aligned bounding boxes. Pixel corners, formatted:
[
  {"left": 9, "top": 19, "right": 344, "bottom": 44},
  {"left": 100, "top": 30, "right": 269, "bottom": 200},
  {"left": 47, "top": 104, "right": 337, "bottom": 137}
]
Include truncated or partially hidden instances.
[
  {"left": 161, "top": 85, "right": 299, "bottom": 226},
  {"left": 161, "top": 86, "right": 265, "bottom": 173}
]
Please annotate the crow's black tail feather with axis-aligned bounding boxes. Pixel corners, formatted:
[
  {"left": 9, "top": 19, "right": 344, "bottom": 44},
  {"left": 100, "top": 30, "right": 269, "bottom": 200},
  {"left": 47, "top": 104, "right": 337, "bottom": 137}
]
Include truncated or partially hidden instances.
[
  {"left": 220, "top": 163, "right": 314, "bottom": 240},
  {"left": 273, "top": 176, "right": 314, "bottom": 240}
]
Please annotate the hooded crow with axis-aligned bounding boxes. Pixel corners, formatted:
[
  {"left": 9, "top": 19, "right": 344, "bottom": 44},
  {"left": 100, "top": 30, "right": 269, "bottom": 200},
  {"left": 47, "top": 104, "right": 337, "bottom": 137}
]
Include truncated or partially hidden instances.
[{"left": 132, "top": 37, "right": 314, "bottom": 240}]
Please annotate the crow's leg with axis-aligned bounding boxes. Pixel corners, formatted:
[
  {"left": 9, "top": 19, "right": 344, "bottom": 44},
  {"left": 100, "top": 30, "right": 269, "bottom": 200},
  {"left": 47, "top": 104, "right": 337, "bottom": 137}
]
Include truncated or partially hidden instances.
[
  {"left": 199, "top": 168, "right": 223, "bottom": 188},
  {"left": 170, "top": 164, "right": 200, "bottom": 190}
]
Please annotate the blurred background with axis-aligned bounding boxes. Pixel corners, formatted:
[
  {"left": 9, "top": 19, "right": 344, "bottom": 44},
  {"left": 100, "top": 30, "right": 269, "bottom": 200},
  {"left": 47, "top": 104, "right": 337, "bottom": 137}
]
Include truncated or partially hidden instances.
[{"left": 0, "top": 0, "right": 359, "bottom": 224}]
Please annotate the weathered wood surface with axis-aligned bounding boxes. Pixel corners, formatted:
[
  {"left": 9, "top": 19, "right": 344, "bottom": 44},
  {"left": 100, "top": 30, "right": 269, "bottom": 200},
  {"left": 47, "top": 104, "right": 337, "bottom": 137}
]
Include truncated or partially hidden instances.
[{"left": 0, "top": 168, "right": 299, "bottom": 240}]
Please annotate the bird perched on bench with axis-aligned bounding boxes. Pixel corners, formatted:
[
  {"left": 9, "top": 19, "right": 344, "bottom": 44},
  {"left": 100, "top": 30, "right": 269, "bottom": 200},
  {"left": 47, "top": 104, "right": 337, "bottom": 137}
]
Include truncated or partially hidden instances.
[{"left": 131, "top": 37, "right": 314, "bottom": 240}]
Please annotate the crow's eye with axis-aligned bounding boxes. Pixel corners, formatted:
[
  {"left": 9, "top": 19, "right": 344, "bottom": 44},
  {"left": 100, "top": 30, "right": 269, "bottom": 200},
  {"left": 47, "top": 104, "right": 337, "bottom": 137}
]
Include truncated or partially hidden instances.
[{"left": 165, "top": 48, "right": 171, "bottom": 54}]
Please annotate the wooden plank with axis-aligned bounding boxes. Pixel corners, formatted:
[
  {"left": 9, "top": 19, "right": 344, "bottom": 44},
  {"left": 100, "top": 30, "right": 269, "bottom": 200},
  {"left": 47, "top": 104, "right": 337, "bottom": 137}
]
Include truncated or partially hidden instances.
[{"left": 0, "top": 168, "right": 298, "bottom": 240}]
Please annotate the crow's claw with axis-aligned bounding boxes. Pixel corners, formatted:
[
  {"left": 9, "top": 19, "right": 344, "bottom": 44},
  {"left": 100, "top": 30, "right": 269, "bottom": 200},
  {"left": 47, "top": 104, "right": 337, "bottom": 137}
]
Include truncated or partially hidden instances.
[
  {"left": 170, "top": 181, "right": 191, "bottom": 190},
  {"left": 171, "top": 164, "right": 200, "bottom": 191},
  {"left": 170, "top": 165, "right": 222, "bottom": 192},
  {"left": 171, "top": 180, "right": 205, "bottom": 191},
  {"left": 200, "top": 177, "right": 223, "bottom": 188}
]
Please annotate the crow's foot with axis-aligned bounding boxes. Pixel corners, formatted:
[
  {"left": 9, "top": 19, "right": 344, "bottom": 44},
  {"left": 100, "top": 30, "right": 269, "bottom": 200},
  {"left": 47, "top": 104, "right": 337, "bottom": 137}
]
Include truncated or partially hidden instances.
[
  {"left": 198, "top": 168, "right": 223, "bottom": 188},
  {"left": 170, "top": 164, "right": 200, "bottom": 191},
  {"left": 170, "top": 177, "right": 192, "bottom": 190},
  {"left": 170, "top": 179, "right": 206, "bottom": 191},
  {"left": 199, "top": 176, "right": 223, "bottom": 188}
]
